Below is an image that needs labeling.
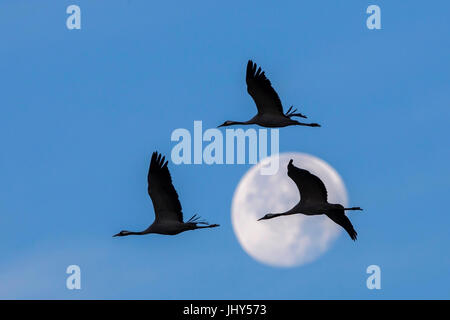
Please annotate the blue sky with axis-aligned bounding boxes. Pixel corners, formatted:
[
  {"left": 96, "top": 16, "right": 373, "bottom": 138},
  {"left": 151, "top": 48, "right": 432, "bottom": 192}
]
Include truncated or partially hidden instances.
[{"left": 0, "top": 0, "right": 449, "bottom": 299}]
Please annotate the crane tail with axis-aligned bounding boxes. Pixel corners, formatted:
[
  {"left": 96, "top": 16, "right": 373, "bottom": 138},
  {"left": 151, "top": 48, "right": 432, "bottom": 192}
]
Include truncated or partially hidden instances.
[
  {"left": 187, "top": 214, "right": 219, "bottom": 229},
  {"left": 285, "top": 106, "right": 307, "bottom": 119},
  {"left": 187, "top": 214, "right": 209, "bottom": 225}
]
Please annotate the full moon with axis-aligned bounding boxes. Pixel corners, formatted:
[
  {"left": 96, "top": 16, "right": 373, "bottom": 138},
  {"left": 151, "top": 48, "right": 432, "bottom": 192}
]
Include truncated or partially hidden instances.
[{"left": 231, "top": 152, "right": 349, "bottom": 267}]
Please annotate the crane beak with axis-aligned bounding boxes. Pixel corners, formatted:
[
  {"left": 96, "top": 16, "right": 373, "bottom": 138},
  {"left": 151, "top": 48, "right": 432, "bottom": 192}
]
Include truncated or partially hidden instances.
[
  {"left": 113, "top": 233, "right": 120, "bottom": 237},
  {"left": 257, "top": 217, "right": 265, "bottom": 221}
]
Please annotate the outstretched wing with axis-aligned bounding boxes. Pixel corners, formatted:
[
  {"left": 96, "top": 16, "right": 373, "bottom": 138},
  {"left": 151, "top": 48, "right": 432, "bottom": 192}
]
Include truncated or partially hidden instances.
[
  {"left": 147, "top": 152, "right": 183, "bottom": 222},
  {"left": 326, "top": 210, "right": 358, "bottom": 241},
  {"left": 246, "top": 60, "right": 284, "bottom": 116},
  {"left": 287, "top": 160, "right": 328, "bottom": 204}
]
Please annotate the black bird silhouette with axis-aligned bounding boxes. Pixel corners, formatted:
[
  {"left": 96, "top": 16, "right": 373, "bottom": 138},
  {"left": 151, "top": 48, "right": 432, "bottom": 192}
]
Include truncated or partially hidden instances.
[
  {"left": 114, "top": 152, "right": 219, "bottom": 237},
  {"left": 218, "top": 60, "right": 321, "bottom": 128},
  {"left": 258, "top": 159, "right": 362, "bottom": 241}
]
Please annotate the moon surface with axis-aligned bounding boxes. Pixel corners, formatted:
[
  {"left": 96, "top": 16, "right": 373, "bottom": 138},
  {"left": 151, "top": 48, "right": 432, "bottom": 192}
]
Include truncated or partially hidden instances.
[{"left": 231, "top": 153, "right": 349, "bottom": 267}]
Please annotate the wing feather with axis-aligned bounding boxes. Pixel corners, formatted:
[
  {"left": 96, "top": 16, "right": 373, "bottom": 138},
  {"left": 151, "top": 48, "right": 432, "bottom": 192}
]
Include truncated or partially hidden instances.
[
  {"left": 326, "top": 210, "right": 358, "bottom": 241},
  {"left": 287, "top": 160, "right": 328, "bottom": 204},
  {"left": 246, "top": 60, "right": 284, "bottom": 115},
  {"left": 147, "top": 152, "right": 183, "bottom": 222}
]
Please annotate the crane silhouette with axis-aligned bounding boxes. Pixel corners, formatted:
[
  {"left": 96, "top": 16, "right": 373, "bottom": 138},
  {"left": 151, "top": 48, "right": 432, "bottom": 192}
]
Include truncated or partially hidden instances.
[
  {"left": 258, "top": 159, "right": 362, "bottom": 240},
  {"left": 113, "top": 152, "right": 219, "bottom": 237},
  {"left": 218, "top": 60, "right": 321, "bottom": 128}
]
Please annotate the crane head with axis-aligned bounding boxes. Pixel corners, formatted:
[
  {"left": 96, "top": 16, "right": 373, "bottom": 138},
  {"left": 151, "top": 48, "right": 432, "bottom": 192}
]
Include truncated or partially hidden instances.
[
  {"left": 218, "top": 120, "right": 234, "bottom": 128},
  {"left": 113, "top": 230, "right": 131, "bottom": 237},
  {"left": 257, "top": 213, "right": 278, "bottom": 221}
]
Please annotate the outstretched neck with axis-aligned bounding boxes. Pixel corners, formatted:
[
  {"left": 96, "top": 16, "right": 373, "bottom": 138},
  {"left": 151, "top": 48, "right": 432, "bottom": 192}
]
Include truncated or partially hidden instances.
[
  {"left": 265, "top": 208, "right": 298, "bottom": 220},
  {"left": 114, "top": 230, "right": 147, "bottom": 237},
  {"left": 222, "top": 120, "right": 255, "bottom": 127},
  {"left": 274, "top": 211, "right": 297, "bottom": 218},
  {"left": 271, "top": 213, "right": 288, "bottom": 219},
  {"left": 127, "top": 231, "right": 145, "bottom": 236}
]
